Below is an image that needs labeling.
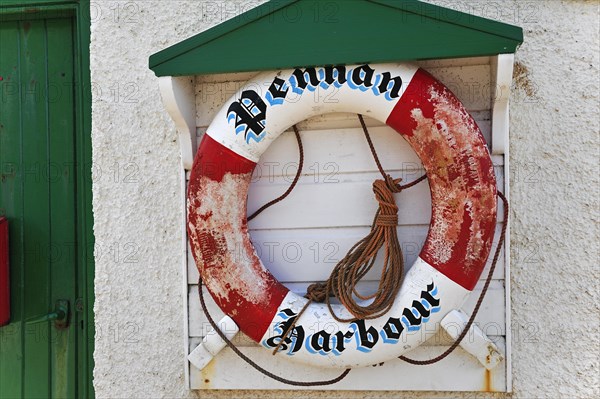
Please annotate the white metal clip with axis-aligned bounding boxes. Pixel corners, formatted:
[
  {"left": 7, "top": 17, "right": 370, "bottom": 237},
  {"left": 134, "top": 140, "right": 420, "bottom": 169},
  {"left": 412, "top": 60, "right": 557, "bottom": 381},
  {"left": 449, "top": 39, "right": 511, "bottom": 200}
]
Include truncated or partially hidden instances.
[
  {"left": 188, "top": 316, "right": 240, "bottom": 370},
  {"left": 441, "top": 309, "right": 504, "bottom": 370}
]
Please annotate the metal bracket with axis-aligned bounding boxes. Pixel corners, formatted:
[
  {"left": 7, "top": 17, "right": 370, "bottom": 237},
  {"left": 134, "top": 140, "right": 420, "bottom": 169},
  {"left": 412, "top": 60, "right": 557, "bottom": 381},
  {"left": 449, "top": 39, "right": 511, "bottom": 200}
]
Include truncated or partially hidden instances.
[
  {"left": 441, "top": 309, "right": 503, "bottom": 370},
  {"left": 26, "top": 299, "right": 70, "bottom": 330},
  {"left": 188, "top": 315, "right": 239, "bottom": 370}
]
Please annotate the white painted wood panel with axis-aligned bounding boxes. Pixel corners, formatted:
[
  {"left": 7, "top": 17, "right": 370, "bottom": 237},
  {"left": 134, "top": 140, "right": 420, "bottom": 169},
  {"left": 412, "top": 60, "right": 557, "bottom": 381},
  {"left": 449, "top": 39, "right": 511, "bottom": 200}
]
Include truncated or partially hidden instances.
[
  {"left": 245, "top": 171, "right": 505, "bottom": 230},
  {"left": 187, "top": 223, "right": 505, "bottom": 284},
  {"left": 245, "top": 126, "right": 499, "bottom": 180},
  {"left": 189, "top": 338, "right": 506, "bottom": 391},
  {"left": 187, "top": 56, "right": 509, "bottom": 391}
]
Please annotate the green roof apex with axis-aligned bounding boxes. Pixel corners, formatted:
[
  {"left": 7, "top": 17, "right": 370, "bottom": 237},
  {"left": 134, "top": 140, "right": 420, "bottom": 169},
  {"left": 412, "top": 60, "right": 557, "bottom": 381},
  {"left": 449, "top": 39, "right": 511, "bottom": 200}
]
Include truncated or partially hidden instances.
[{"left": 149, "top": 0, "right": 523, "bottom": 77}]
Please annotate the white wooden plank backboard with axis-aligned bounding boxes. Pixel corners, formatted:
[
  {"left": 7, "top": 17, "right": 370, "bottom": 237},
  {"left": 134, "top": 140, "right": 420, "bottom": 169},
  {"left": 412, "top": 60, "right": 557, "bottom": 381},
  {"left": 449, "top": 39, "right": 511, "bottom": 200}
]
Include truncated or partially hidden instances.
[
  {"left": 185, "top": 56, "right": 511, "bottom": 392},
  {"left": 189, "top": 339, "right": 507, "bottom": 391}
]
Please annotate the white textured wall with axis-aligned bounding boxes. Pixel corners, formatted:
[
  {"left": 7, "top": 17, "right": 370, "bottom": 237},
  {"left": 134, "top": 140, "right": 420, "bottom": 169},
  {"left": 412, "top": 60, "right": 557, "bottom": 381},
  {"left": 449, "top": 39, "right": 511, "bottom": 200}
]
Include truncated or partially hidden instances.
[{"left": 91, "top": 1, "right": 599, "bottom": 398}]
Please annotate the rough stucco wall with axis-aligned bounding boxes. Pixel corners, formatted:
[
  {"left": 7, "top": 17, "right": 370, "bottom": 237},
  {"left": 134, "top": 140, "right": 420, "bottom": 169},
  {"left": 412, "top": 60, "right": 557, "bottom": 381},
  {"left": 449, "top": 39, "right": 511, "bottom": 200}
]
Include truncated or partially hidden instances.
[
  {"left": 500, "top": 1, "right": 599, "bottom": 397},
  {"left": 91, "top": 1, "right": 599, "bottom": 398},
  {"left": 90, "top": 1, "right": 202, "bottom": 395}
]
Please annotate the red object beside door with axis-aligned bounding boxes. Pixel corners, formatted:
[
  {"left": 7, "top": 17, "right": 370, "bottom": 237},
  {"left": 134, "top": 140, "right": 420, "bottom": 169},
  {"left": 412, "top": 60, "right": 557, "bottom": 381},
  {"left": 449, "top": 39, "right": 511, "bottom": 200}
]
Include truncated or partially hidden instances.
[{"left": 0, "top": 217, "right": 9, "bottom": 326}]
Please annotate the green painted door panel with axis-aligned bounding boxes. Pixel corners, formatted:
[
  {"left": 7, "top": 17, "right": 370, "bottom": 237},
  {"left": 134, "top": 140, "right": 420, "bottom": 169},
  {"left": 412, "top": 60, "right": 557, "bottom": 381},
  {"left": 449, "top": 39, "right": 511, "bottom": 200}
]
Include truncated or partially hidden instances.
[{"left": 0, "top": 16, "right": 78, "bottom": 398}]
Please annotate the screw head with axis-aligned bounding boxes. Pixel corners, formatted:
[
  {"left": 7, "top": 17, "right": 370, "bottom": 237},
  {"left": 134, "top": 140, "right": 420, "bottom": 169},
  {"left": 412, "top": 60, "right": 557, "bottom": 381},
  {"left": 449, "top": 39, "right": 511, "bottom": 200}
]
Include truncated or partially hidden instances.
[{"left": 75, "top": 298, "right": 84, "bottom": 312}]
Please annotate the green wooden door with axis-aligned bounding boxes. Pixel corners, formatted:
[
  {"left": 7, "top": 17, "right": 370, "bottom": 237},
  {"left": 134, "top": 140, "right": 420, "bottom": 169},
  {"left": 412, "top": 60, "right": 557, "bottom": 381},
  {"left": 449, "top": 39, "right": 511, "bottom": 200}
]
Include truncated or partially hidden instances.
[{"left": 0, "top": 16, "right": 89, "bottom": 398}]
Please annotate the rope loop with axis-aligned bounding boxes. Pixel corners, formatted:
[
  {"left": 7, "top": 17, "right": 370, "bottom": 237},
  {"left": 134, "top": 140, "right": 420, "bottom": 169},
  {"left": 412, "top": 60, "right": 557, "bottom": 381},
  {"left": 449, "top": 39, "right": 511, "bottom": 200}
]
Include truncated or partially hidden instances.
[
  {"left": 383, "top": 174, "right": 403, "bottom": 193},
  {"left": 373, "top": 176, "right": 401, "bottom": 227}
]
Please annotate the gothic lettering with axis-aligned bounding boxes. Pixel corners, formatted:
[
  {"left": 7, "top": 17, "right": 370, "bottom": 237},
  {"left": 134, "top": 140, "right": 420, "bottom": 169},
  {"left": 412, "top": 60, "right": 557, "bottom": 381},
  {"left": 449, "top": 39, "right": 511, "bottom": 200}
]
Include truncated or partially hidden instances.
[
  {"left": 228, "top": 65, "right": 406, "bottom": 145},
  {"left": 333, "top": 330, "right": 354, "bottom": 354},
  {"left": 266, "top": 308, "right": 305, "bottom": 354},
  {"left": 421, "top": 282, "right": 440, "bottom": 307},
  {"left": 351, "top": 319, "right": 379, "bottom": 352},
  {"left": 375, "top": 72, "right": 403, "bottom": 100},
  {"left": 381, "top": 316, "right": 404, "bottom": 343},
  {"left": 262, "top": 282, "right": 441, "bottom": 356},
  {"left": 309, "top": 330, "right": 332, "bottom": 354},
  {"left": 321, "top": 65, "right": 347, "bottom": 88},
  {"left": 349, "top": 64, "right": 376, "bottom": 90},
  {"left": 289, "top": 67, "right": 321, "bottom": 94},
  {"left": 226, "top": 90, "right": 267, "bottom": 143},
  {"left": 266, "top": 77, "right": 289, "bottom": 106}
]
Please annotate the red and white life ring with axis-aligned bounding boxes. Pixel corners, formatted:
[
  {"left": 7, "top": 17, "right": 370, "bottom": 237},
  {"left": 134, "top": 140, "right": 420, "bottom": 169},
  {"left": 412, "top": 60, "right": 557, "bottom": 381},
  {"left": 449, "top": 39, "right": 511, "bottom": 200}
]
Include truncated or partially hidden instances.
[{"left": 187, "top": 63, "right": 497, "bottom": 368}]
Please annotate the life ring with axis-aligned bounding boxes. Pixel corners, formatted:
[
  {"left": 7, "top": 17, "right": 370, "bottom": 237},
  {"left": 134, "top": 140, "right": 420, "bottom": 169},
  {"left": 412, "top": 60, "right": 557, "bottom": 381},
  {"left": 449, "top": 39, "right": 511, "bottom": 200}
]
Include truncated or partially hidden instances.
[{"left": 187, "top": 63, "right": 497, "bottom": 368}]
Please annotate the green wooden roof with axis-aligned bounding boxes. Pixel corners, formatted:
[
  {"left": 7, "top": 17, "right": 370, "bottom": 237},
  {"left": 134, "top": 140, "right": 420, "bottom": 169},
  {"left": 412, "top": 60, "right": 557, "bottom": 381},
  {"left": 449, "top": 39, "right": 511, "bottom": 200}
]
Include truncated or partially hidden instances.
[{"left": 149, "top": 0, "right": 523, "bottom": 77}]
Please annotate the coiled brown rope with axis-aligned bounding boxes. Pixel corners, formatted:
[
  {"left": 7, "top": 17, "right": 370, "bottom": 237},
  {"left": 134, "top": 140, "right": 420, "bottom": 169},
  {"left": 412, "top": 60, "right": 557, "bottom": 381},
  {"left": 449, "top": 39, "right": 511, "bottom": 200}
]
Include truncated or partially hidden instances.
[
  {"left": 305, "top": 115, "right": 426, "bottom": 322},
  {"left": 272, "top": 115, "right": 426, "bottom": 355},
  {"left": 305, "top": 175, "right": 405, "bottom": 321}
]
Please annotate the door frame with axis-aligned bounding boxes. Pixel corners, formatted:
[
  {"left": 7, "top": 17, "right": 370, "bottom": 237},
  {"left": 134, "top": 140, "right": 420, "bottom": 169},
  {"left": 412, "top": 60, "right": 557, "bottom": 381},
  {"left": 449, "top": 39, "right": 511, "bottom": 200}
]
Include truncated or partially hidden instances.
[{"left": 0, "top": 1, "right": 94, "bottom": 397}]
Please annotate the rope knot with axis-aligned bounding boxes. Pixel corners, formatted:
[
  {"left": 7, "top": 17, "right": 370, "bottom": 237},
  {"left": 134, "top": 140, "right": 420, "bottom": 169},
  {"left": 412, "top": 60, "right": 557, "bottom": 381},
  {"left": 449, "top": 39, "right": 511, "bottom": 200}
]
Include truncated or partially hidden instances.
[
  {"left": 373, "top": 175, "right": 401, "bottom": 227},
  {"left": 305, "top": 282, "right": 328, "bottom": 303},
  {"left": 375, "top": 213, "right": 398, "bottom": 227},
  {"left": 383, "top": 174, "right": 403, "bottom": 193}
]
